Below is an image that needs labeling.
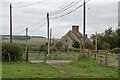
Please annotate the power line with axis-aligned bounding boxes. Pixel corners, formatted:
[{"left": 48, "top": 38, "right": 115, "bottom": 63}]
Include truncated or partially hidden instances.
[
  {"left": 30, "top": 18, "right": 46, "bottom": 31},
  {"left": 12, "top": 0, "right": 44, "bottom": 8},
  {"left": 50, "top": 0, "right": 81, "bottom": 16},
  {"left": 50, "top": 0, "right": 90, "bottom": 19},
  {"left": 14, "top": 19, "right": 46, "bottom": 35},
  {"left": 51, "top": 0, "right": 78, "bottom": 14},
  {"left": 50, "top": 0, "right": 71, "bottom": 13},
  {"left": 50, "top": 4, "right": 83, "bottom": 19},
  {"left": 50, "top": 0, "right": 79, "bottom": 15},
  {"left": 30, "top": 20, "right": 47, "bottom": 33},
  {"left": 1, "top": 0, "right": 44, "bottom": 8},
  {"left": 27, "top": 18, "right": 46, "bottom": 30},
  {"left": 14, "top": 17, "right": 46, "bottom": 35}
]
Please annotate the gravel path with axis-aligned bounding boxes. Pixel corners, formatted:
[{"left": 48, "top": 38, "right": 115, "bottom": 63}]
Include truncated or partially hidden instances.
[{"left": 30, "top": 60, "right": 72, "bottom": 64}]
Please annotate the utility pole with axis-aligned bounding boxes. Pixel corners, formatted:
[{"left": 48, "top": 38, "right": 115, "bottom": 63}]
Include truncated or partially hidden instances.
[
  {"left": 10, "top": 4, "right": 12, "bottom": 44},
  {"left": 26, "top": 27, "right": 28, "bottom": 62},
  {"left": 94, "top": 32, "right": 97, "bottom": 60},
  {"left": 50, "top": 28, "right": 52, "bottom": 57},
  {"left": 47, "top": 13, "right": 50, "bottom": 55},
  {"left": 50, "top": 28, "right": 52, "bottom": 46},
  {"left": 83, "top": 0, "right": 86, "bottom": 57},
  {"left": 44, "top": 13, "right": 50, "bottom": 62}
]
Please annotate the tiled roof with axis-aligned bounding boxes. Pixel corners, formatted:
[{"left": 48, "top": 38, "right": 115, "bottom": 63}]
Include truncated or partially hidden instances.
[
  {"left": 72, "top": 31, "right": 83, "bottom": 41},
  {"left": 61, "top": 30, "right": 83, "bottom": 42},
  {"left": 61, "top": 30, "right": 91, "bottom": 44}
]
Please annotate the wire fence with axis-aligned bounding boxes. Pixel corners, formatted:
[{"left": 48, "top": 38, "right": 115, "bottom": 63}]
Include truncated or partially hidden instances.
[
  {"left": 28, "top": 51, "right": 80, "bottom": 60},
  {"left": 28, "top": 50, "right": 118, "bottom": 68},
  {"left": 95, "top": 53, "right": 118, "bottom": 68}
]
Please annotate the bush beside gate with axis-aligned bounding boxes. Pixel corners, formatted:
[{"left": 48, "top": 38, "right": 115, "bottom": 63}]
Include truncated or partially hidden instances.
[{"left": 2, "top": 42, "right": 24, "bottom": 61}]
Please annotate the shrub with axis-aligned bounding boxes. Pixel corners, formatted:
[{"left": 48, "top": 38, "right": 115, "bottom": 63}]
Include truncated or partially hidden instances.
[
  {"left": 2, "top": 42, "right": 24, "bottom": 61},
  {"left": 55, "top": 41, "right": 62, "bottom": 49},
  {"left": 72, "top": 41, "right": 80, "bottom": 48},
  {"left": 102, "top": 43, "right": 110, "bottom": 50},
  {"left": 99, "top": 50, "right": 107, "bottom": 55},
  {"left": 110, "top": 48, "right": 120, "bottom": 54},
  {"left": 50, "top": 47, "right": 58, "bottom": 51},
  {"left": 39, "top": 44, "right": 47, "bottom": 52}
]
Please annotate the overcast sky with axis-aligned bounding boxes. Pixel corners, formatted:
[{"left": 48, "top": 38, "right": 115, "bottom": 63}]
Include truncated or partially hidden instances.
[{"left": 1, "top": 0, "right": 119, "bottom": 38}]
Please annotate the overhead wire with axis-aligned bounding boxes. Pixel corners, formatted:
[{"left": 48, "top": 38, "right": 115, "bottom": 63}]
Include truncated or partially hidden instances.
[
  {"left": 49, "top": 0, "right": 71, "bottom": 13},
  {"left": 50, "top": 4, "right": 83, "bottom": 19},
  {"left": 24, "top": 0, "right": 89, "bottom": 34},
  {"left": 13, "top": 17, "right": 46, "bottom": 35},
  {"left": 50, "top": 0, "right": 90, "bottom": 19},
  {"left": 27, "top": 17, "right": 46, "bottom": 30},
  {"left": 12, "top": 0, "right": 44, "bottom": 8},
  {"left": 50, "top": 0, "right": 79, "bottom": 15},
  {"left": 33, "top": 21, "right": 47, "bottom": 32},
  {"left": 1, "top": 0, "right": 44, "bottom": 8},
  {"left": 30, "top": 20, "right": 47, "bottom": 34},
  {"left": 3, "top": 0, "right": 91, "bottom": 36},
  {"left": 50, "top": 0, "right": 81, "bottom": 16}
]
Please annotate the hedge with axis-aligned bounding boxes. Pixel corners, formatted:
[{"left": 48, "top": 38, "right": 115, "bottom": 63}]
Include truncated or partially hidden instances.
[{"left": 2, "top": 42, "right": 24, "bottom": 61}]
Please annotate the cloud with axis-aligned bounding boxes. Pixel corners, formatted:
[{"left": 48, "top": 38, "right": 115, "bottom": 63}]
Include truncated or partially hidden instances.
[{"left": 2, "top": 0, "right": 118, "bottom": 38}]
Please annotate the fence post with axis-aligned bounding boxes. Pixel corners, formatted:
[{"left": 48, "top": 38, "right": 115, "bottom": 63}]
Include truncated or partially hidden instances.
[
  {"left": 105, "top": 54, "right": 109, "bottom": 66},
  {"left": 100, "top": 55, "right": 102, "bottom": 64}
]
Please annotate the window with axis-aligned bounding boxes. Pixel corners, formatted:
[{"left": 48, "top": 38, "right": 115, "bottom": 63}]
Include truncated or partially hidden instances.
[
  {"left": 65, "top": 45, "right": 68, "bottom": 48},
  {"left": 66, "top": 39, "right": 68, "bottom": 42}
]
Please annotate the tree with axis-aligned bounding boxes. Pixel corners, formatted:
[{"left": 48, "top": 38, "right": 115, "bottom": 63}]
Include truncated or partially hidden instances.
[
  {"left": 102, "top": 43, "right": 110, "bottom": 50},
  {"left": 2, "top": 43, "right": 24, "bottom": 61},
  {"left": 39, "top": 44, "right": 47, "bottom": 52},
  {"left": 55, "top": 41, "right": 62, "bottom": 49},
  {"left": 115, "top": 28, "right": 120, "bottom": 48},
  {"left": 104, "top": 27, "right": 113, "bottom": 35},
  {"left": 72, "top": 41, "right": 80, "bottom": 48},
  {"left": 90, "top": 27, "right": 119, "bottom": 50},
  {"left": 97, "top": 34, "right": 104, "bottom": 50},
  {"left": 85, "top": 42, "right": 93, "bottom": 49}
]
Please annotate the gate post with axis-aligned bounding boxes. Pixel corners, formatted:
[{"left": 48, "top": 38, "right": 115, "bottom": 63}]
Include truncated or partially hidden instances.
[{"left": 105, "top": 54, "right": 109, "bottom": 66}]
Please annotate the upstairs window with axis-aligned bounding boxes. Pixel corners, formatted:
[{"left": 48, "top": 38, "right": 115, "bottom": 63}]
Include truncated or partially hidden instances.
[{"left": 66, "top": 39, "right": 68, "bottom": 42}]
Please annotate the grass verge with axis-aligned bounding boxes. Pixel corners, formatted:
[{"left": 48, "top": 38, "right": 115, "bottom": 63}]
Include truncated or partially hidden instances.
[{"left": 2, "top": 59, "right": 118, "bottom": 78}]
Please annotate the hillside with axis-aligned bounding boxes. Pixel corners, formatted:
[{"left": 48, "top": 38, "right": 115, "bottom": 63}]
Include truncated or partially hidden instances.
[{"left": 2, "top": 35, "right": 48, "bottom": 46}]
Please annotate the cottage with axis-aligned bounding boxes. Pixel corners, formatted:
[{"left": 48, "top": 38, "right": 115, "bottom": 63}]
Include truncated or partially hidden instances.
[{"left": 60, "top": 25, "right": 90, "bottom": 49}]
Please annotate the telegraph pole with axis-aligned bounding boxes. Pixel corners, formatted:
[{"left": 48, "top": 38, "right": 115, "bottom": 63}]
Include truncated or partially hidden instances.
[
  {"left": 44, "top": 13, "right": 50, "bottom": 62},
  {"left": 47, "top": 13, "right": 50, "bottom": 55},
  {"left": 95, "top": 32, "right": 97, "bottom": 53},
  {"left": 94, "top": 32, "right": 97, "bottom": 60},
  {"left": 83, "top": 0, "right": 86, "bottom": 57},
  {"left": 50, "top": 28, "right": 52, "bottom": 46},
  {"left": 26, "top": 27, "right": 28, "bottom": 62},
  {"left": 10, "top": 4, "right": 12, "bottom": 44}
]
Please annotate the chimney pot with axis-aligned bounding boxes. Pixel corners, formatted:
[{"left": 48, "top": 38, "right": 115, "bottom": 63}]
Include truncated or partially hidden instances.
[{"left": 72, "top": 25, "right": 79, "bottom": 33}]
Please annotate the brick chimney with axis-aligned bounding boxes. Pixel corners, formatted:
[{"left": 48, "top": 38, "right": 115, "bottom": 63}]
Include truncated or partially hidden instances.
[{"left": 72, "top": 25, "right": 79, "bottom": 33}]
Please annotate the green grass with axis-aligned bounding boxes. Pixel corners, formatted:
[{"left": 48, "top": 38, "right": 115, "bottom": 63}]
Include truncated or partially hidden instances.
[
  {"left": 2, "top": 61, "right": 60, "bottom": 78},
  {"left": 2, "top": 59, "right": 118, "bottom": 78},
  {"left": 0, "top": 62, "right": 2, "bottom": 79}
]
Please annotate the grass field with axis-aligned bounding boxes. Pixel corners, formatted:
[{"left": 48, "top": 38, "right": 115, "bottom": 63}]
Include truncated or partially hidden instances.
[
  {"left": 3, "top": 39, "right": 44, "bottom": 46},
  {"left": 2, "top": 59, "right": 118, "bottom": 78},
  {"left": 0, "top": 62, "right": 2, "bottom": 79}
]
